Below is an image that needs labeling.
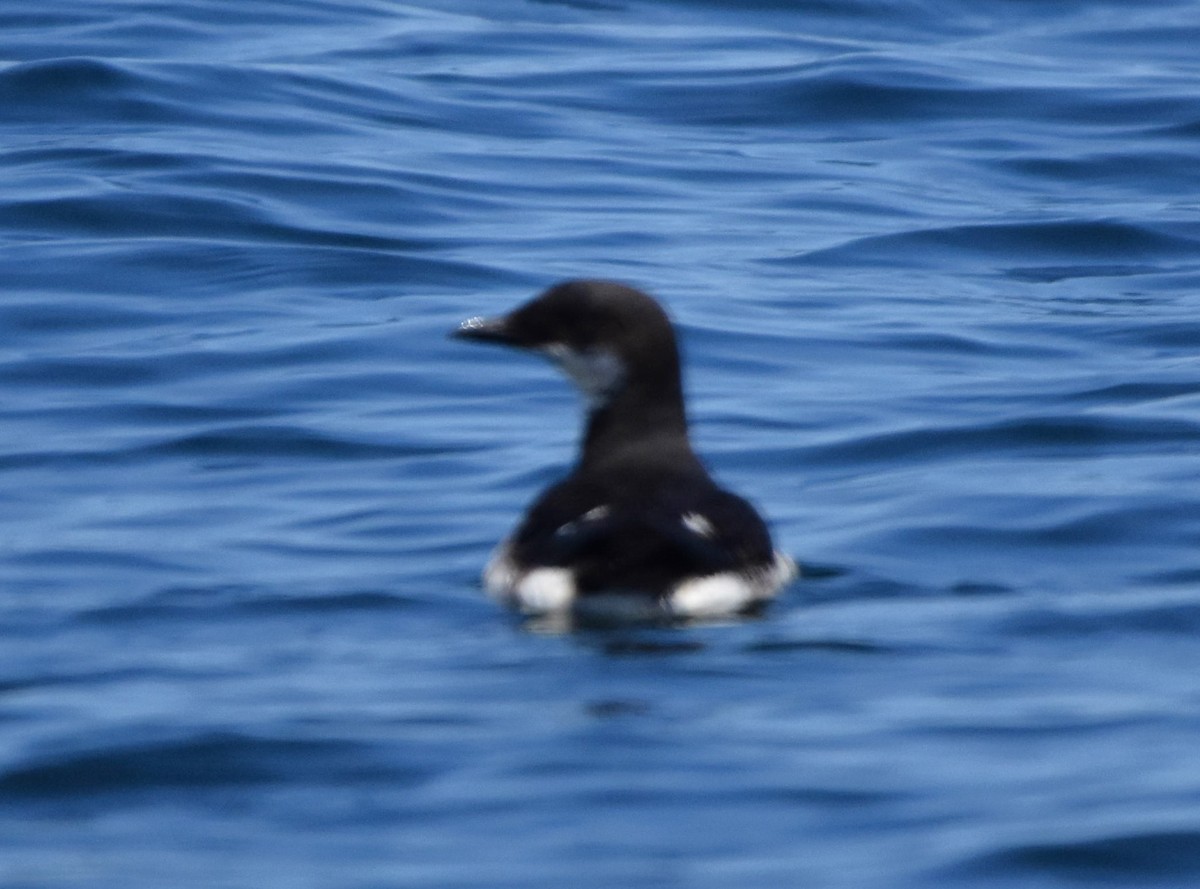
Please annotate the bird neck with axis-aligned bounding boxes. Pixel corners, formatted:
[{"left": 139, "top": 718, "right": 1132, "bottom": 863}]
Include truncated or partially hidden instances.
[{"left": 579, "top": 372, "right": 693, "bottom": 470}]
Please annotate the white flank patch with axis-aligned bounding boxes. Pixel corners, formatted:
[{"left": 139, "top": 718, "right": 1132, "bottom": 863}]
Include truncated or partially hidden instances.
[
  {"left": 484, "top": 538, "right": 798, "bottom": 620},
  {"left": 668, "top": 550, "right": 799, "bottom": 618},
  {"left": 513, "top": 567, "right": 576, "bottom": 613},
  {"left": 669, "top": 573, "right": 758, "bottom": 617},
  {"left": 482, "top": 541, "right": 577, "bottom": 614}
]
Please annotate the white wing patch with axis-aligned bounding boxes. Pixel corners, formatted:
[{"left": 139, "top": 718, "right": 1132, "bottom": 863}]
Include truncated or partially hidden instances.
[
  {"left": 581, "top": 505, "right": 611, "bottom": 522},
  {"left": 554, "top": 504, "right": 611, "bottom": 538},
  {"left": 681, "top": 512, "right": 716, "bottom": 538}
]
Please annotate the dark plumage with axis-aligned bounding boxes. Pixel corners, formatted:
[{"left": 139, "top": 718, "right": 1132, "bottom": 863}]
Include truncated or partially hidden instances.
[{"left": 454, "top": 280, "right": 795, "bottom": 618}]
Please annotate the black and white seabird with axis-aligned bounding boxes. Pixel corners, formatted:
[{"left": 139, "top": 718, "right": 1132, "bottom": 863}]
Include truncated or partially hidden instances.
[{"left": 453, "top": 279, "right": 796, "bottom": 619}]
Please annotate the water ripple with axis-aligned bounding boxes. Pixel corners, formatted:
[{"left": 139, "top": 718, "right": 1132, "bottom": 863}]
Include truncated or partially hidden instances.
[
  {"left": 804, "top": 413, "right": 1199, "bottom": 468},
  {"left": 952, "top": 829, "right": 1200, "bottom": 883},
  {"left": 787, "top": 218, "right": 1200, "bottom": 270},
  {"left": 0, "top": 733, "right": 420, "bottom": 798}
]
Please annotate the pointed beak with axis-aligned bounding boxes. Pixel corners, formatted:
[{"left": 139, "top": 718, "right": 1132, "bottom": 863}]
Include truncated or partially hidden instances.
[{"left": 451, "top": 314, "right": 514, "bottom": 344}]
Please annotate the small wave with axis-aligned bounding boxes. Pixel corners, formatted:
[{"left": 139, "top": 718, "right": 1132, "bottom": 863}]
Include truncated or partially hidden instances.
[
  {"left": 0, "top": 57, "right": 154, "bottom": 121},
  {"left": 1, "top": 186, "right": 446, "bottom": 252},
  {"left": 1004, "top": 264, "right": 1163, "bottom": 283},
  {"left": 1064, "top": 380, "right": 1200, "bottom": 406},
  {"left": 1002, "top": 592, "right": 1200, "bottom": 638},
  {"left": 952, "top": 828, "right": 1200, "bottom": 882},
  {"left": 80, "top": 585, "right": 417, "bottom": 625},
  {"left": 803, "top": 413, "right": 1200, "bottom": 469},
  {"left": 0, "top": 732, "right": 418, "bottom": 798},
  {"left": 1000, "top": 148, "right": 1200, "bottom": 197},
  {"left": 0, "top": 423, "right": 458, "bottom": 471},
  {"left": 145, "top": 425, "right": 419, "bottom": 461},
  {"left": 0, "top": 56, "right": 340, "bottom": 136},
  {"left": 744, "top": 637, "right": 895, "bottom": 655},
  {"left": 782, "top": 219, "right": 1200, "bottom": 270}
]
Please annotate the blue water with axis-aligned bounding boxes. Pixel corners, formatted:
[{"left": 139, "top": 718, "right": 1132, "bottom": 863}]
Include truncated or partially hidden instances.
[{"left": 3, "top": 0, "right": 1200, "bottom": 885}]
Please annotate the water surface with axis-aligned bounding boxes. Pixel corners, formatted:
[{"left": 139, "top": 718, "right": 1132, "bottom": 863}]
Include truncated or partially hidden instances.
[{"left": 2, "top": 1, "right": 1200, "bottom": 886}]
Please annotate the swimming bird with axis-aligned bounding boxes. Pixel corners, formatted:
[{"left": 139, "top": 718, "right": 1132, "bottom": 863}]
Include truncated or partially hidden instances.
[{"left": 453, "top": 280, "right": 796, "bottom": 620}]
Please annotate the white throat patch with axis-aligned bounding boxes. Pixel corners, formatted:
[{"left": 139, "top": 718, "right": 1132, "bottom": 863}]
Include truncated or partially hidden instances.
[{"left": 542, "top": 344, "right": 625, "bottom": 408}]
